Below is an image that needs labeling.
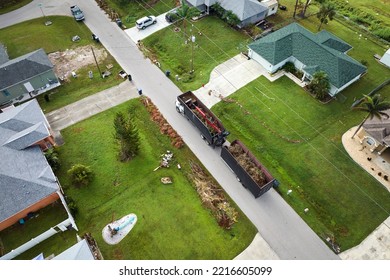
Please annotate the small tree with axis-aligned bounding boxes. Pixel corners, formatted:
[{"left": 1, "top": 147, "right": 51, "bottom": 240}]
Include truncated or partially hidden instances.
[
  {"left": 44, "top": 148, "right": 60, "bottom": 172},
  {"left": 113, "top": 111, "right": 140, "bottom": 161},
  {"left": 308, "top": 71, "right": 330, "bottom": 100},
  {"left": 67, "top": 164, "right": 93, "bottom": 187},
  {"left": 317, "top": 2, "right": 336, "bottom": 30}
]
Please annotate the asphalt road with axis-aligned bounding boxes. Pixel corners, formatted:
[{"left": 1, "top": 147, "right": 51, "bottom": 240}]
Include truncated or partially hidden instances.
[{"left": 0, "top": 0, "right": 339, "bottom": 259}]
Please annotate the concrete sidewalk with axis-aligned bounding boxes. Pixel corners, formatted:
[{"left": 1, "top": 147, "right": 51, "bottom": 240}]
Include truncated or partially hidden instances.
[
  {"left": 193, "top": 53, "right": 306, "bottom": 108},
  {"left": 45, "top": 81, "right": 138, "bottom": 131}
]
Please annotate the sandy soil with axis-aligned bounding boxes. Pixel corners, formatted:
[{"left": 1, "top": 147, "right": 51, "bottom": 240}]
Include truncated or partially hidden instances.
[{"left": 48, "top": 45, "right": 108, "bottom": 81}]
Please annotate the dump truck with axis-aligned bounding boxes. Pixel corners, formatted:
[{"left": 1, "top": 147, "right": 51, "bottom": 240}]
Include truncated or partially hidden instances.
[
  {"left": 71, "top": 5, "right": 85, "bottom": 21},
  {"left": 221, "top": 140, "right": 278, "bottom": 198},
  {"left": 176, "top": 91, "right": 229, "bottom": 147}
]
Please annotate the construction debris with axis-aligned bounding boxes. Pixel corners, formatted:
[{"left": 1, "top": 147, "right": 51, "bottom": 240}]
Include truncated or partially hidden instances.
[{"left": 153, "top": 150, "right": 174, "bottom": 171}]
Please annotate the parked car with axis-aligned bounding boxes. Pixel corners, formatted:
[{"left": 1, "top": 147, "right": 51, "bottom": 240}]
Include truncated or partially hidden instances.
[
  {"left": 70, "top": 5, "right": 85, "bottom": 21},
  {"left": 165, "top": 9, "right": 180, "bottom": 23},
  {"left": 136, "top": 16, "right": 157, "bottom": 30}
]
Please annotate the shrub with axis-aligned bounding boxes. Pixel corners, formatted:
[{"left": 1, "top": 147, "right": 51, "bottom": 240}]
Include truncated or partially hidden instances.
[
  {"left": 360, "top": 60, "right": 368, "bottom": 66},
  {"left": 180, "top": 72, "right": 195, "bottom": 83},
  {"left": 67, "top": 164, "right": 94, "bottom": 187},
  {"left": 282, "top": 62, "right": 296, "bottom": 74},
  {"left": 65, "top": 196, "right": 78, "bottom": 217},
  {"left": 44, "top": 148, "right": 61, "bottom": 172}
]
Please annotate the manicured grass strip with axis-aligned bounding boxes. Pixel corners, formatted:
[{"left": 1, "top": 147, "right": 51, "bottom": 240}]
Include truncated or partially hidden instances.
[
  {"left": 51, "top": 99, "right": 256, "bottom": 259},
  {"left": 0, "top": 0, "right": 32, "bottom": 15},
  {"left": 142, "top": 15, "right": 249, "bottom": 92},
  {"left": 213, "top": 76, "right": 390, "bottom": 251}
]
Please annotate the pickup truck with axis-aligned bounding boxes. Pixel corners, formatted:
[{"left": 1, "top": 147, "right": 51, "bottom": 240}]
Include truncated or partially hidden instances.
[{"left": 71, "top": 5, "right": 85, "bottom": 21}]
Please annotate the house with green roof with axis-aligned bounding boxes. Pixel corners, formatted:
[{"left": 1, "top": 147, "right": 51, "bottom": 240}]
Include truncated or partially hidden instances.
[
  {"left": 0, "top": 47, "right": 60, "bottom": 107},
  {"left": 248, "top": 23, "right": 367, "bottom": 96}
]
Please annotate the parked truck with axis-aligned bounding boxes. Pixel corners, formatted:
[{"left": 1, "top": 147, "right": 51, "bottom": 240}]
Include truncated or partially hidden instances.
[
  {"left": 71, "top": 5, "right": 85, "bottom": 21},
  {"left": 221, "top": 140, "right": 278, "bottom": 198},
  {"left": 176, "top": 91, "right": 229, "bottom": 147}
]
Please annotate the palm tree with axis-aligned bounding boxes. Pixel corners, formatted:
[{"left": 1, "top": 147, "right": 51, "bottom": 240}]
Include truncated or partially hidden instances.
[
  {"left": 293, "top": 0, "right": 299, "bottom": 18},
  {"left": 308, "top": 71, "right": 330, "bottom": 100},
  {"left": 351, "top": 94, "right": 390, "bottom": 139},
  {"left": 302, "top": 0, "right": 311, "bottom": 17},
  {"left": 317, "top": 2, "right": 336, "bottom": 30},
  {"left": 176, "top": 0, "right": 200, "bottom": 40}
]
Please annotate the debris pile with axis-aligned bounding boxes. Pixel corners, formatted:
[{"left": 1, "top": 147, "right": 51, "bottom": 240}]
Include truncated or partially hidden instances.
[
  {"left": 141, "top": 97, "right": 184, "bottom": 148},
  {"left": 84, "top": 232, "right": 104, "bottom": 260},
  {"left": 154, "top": 150, "right": 174, "bottom": 171},
  {"left": 189, "top": 161, "right": 238, "bottom": 229},
  {"left": 228, "top": 142, "right": 266, "bottom": 187}
]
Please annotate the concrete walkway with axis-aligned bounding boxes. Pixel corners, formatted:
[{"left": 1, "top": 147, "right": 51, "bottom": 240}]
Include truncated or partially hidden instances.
[
  {"left": 45, "top": 81, "right": 137, "bottom": 131},
  {"left": 193, "top": 53, "right": 306, "bottom": 108}
]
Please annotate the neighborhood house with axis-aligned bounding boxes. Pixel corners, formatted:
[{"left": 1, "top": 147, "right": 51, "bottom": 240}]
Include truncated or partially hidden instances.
[
  {"left": 0, "top": 100, "right": 77, "bottom": 260},
  {"left": 186, "top": 0, "right": 278, "bottom": 28},
  {"left": 356, "top": 109, "right": 390, "bottom": 155},
  {"left": 248, "top": 23, "right": 367, "bottom": 96},
  {"left": 0, "top": 46, "right": 60, "bottom": 107}
]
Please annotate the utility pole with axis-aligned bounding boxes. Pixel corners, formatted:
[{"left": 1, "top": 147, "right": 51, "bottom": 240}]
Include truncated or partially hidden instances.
[
  {"left": 91, "top": 46, "right": 103, "bottom": 78},
  {"left": 38, "top": 3, "right": 47, "bottom": 23},
  {"left": 190, "top": 26, "right": 195, "bottom": 74}
]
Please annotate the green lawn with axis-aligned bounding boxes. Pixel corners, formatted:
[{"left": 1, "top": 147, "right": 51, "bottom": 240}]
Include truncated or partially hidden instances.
[
  {"left": 0, "top": 16, "right": 123, "bottom": 112},
  {"left": 0, "top": 202, "right": 75, "bottom": 259},
  {"left": 142, "top": 16, "right": 250, "bottom": 92},
  {"left": 11, "top": 99, "right": 255, "bottom": 260},
  {"left": 212, "top": 76, "right": 390, "bottom": 251},
  {"left": 0, "top": 0, "right": 32, "bottom": 15}
]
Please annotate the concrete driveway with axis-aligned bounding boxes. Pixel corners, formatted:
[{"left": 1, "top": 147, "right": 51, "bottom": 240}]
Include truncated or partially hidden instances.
[
  {"left": 124, "top": 12, "right": 172, "bottom": 43},
  {"left": 0, "top": 0, "right": 340, "bottom": 260}
]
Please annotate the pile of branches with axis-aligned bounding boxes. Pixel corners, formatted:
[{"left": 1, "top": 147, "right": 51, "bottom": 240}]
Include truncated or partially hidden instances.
[
  {"left": 141, "top": 97, "right": 184, "bottom": 148},
  {"left": 189, "top": 161, "right": 238, "bottom": 229},
  {"left": 84, "top": 232, "right": 104, "bottom": 260},
  {"left": 228, "top": 143, "right": 266, "bottom": 186},
  {"left": 95, "top": 0, "right": 120, "bottom": 21}
]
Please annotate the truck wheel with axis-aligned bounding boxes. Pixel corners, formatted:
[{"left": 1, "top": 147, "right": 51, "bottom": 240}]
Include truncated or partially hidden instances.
[
  {"left": 176, "top": 106, "right": 180, "bottom": 113},
  {"left": 142, "top": 26, "right": 146, "bottom": 30}
]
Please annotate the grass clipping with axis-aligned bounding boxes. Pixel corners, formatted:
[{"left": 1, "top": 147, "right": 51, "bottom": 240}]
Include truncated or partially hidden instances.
[{"left": 189, "top": 161, "right": 238, "bottom": 229}]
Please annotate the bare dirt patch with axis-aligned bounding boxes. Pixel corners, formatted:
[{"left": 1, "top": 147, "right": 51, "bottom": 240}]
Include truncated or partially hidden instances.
[{"left": 48, "top": 45, "right": 108, "bottom": 81}]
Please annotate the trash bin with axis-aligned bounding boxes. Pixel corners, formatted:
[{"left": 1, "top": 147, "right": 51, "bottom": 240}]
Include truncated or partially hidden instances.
[
  {"left": 116, "top": 18, "right": 123, "bottom": 28},
  {"left": 138, "top": 88, "right": 143, "bottom": 95},
  {"left": 165, "top": 70, "right": 170, "bottom": 77},
  {"left": 128, "top": 74, "right": 132, "bottom": 82}
]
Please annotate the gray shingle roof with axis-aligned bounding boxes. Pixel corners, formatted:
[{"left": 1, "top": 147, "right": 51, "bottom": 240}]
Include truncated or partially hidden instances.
[
  {"left": 219, "top": 0, "right": 268, "bottom": 21},
  {"left": 363, "top": 109, "right": 390, "bottom": 146},
  {"left": 0, "top": 99, "right": 58, "bottom": 223},
  {"left": 248, "top": 23, "right": 366, "bottom": 88},
  {"left": 53, "top": 239, "right": 95, "bottom": 260},
  {"left": 0, "top": 48, "right": 53, "bottom": 90}
]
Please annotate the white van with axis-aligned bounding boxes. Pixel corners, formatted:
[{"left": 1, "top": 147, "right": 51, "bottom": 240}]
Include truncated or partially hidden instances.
[{"left": 136, "top": 16, "right": 157, "bottom": 30}]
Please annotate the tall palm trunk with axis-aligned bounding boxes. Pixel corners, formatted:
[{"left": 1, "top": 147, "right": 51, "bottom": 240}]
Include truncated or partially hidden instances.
[
  {"left": 351, "top": 114, "right": 370, "bottom": 139},
  {"left": 293, "top": 0, "right": 299, "bottom": 18},
  {"left": 302, "top": 0, "right": 310, "bottom": 17}
]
